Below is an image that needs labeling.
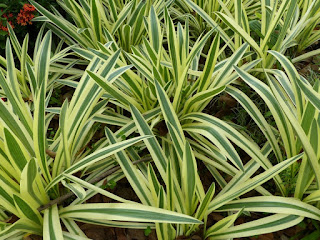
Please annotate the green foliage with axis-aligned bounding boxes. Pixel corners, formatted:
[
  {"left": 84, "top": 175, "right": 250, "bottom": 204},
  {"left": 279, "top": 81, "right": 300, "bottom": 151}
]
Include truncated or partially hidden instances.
[
  {"left": 0, "top": 30, "right": 201, "bottom": 239},
  {"left": 0, "top": 0, "right": 319, "bottom": 239},
  {"left": 144, "top": 226, "right": 152, "bottom": 236}
]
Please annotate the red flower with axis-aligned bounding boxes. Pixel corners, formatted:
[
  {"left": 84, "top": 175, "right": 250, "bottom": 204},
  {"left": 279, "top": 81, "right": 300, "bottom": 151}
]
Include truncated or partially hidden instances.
[
  {"left": 0, "top": 10, "right": 15, "bottom": 31},
  {"left": 16, "top": 4, "right": 36, "bottom": 26},
  {"left": 0, "top": 25, "right": 8, "bottom": 32},
  {"left": 0, "top": 20, "right": 14, "bottom": 32},
  {"left": 23, "top": 4, "right": 36, "bottom": 12}
]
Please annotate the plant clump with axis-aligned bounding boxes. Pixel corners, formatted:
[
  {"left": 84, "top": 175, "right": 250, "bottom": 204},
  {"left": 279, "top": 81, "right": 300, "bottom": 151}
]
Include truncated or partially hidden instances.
[{"left": 0, "top": 0, "right": 319, "bottom": 239}]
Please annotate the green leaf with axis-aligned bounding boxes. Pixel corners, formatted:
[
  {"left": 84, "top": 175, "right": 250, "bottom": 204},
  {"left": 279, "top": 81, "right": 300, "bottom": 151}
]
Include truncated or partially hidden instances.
[
  {"left": 218, "top": 196, "right": 320, "bottom": 220},
  {"left": 13, "top": 195, "right": 42, "bottom": 225},
  {"left": 182, "top": 142, "right": 197, "bottom": 213},
  {"left": 3, "top": 128, "right": 29, "bottom": 175},
  {"left": 59, "top": 203, "right": 202, "bottom": 224},
  {"left": 144, "top": 226, "right": 152, "bottom": 236},
  {"left": 91, "top": 0, "right": 102, "bottom": 42},
  {"left": 20, "top": 158, "right": 49, "bottom": 207},
  {"left": 206, "top": 214, "right": 303, "bottom": 239},
  {"left": 43, "top": 205, "right": 64, "bottom": 240}
]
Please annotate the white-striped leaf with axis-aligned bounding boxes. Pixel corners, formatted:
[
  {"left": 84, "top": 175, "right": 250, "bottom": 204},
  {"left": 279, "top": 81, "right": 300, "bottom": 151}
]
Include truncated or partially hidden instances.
[
  {"left": 43, "top": 204, "right": 64, "bottom": 240},
  {"left": 206, "top": 214, "right": 303, "bottom": 239},
  {"left": 59, "top": 203, "right": 202, "bottom": 224},
  {"left": 217, "top": 196, "right": 320, "bottom": 220}
]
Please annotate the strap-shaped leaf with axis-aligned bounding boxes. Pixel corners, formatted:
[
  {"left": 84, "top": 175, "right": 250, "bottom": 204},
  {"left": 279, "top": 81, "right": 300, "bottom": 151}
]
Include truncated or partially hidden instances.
[
  {"left": 33, "top": 31, "right": 52, "bottom": 183},
  {"left": 292, "top": 48, "right": 320, "bottom": 63},
  {"left": 261, "top": 0, "right": 296, "bottom": 51},
  {"left": 265, "top": 73, "right": 320, "bottom": 195},
  {"left": 90, "top": 0, "right": 102, "bottom": 42},
  {"left": 216, "top": 142, "right": 273, "bottom": 198},
  {"left": 0, "top": 42, "right": 33, "bottom": 135},
  {"left": 52, "top": 100, "right": 71, "bottom": 177},
  {"left": 34, "top": 31, "right": 51, "bottom": 90},
  {"left": 43, "top": 204, "right": 64, "bottom": 240},
  {"left": 148, "top": 164, "right": 161, "bottom": 205},
  {"left": 111, "top": 1, "right": 133, "bottom": 34},
  {"left": 20, "top": 158, "right": 49, "bottom": 207},
  {"left": 88, "top": 48, "right": 143, "bottom": 100},
  {"left": 13, "top": 195, "right": 42, "bottom": 225},
  {"left": 66, "top": 0, "right": 88, "bottom": 29},
  {"left": 217, "top": 196, "right": 320, "bottom": 220},
  {"left": 130, "top": 106, "right": 166, "bottom": 176},
  {"left": 3, "top": 128, "right": 29, "bottom": 177},
  {"left": 155, "top": 81, "right": 185, "bottom": 153},
  {"left": 206, "top": 214, "right": 303, "bottom": 239},
  {"left": 269, "top": 50, "right": 304, "bottom": 119},
  {"left": 0, "top": 179, "right": 19, "bottom": 216},
  {"left": 182, "top": 142, "right": 197, "bottom": 214},
  {"left": 189, "top": 135, "right": 237, "bottom": 175},
  {"left": 197, "top": 183, "right": 216, "bottom": 218},
  {"left": 211, "top": 43, "right": 248, "bottom": 88},
  {"left": 197, "top": 33, "right": 220, "bottom": 92},
  {"left": 20, "top": 34, "right": 31, "bottom": 97},
  {"left": 156, "top": 187, "right": 170, "bottom": 240},
  {"left": 68, "top": 217, "right": 154, "bottom": 229},
  {"left": 183, "top": 86, "right": 225, "bottom": 114},
  {"left": 148, "top": 6, "right": 162, "bottom": 54},
  {"left": 4, "top": 39, "right": 24, "bottom": 101},
  {"left": 184, "top": 124, "right": 244, "bottom": 171},
  {"left": 59, "top": 202, "right": 202, "bottom": 224},
  {"left": 297, "top": 77, "right": 320, "bottom": 112},
  {"left": 304, "top": 189, "right": 320, "bottom": 203}
]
